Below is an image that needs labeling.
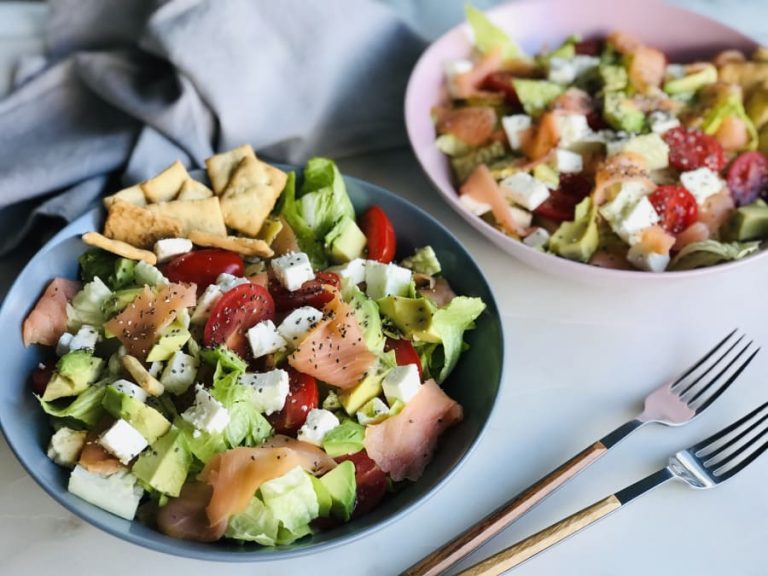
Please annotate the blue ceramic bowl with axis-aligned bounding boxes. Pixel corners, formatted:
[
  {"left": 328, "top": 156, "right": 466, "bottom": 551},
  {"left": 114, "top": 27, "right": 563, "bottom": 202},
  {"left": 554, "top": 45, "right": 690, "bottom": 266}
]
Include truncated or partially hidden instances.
[{"left": 0, "top": 171, "right": 504, "bottom": 560}]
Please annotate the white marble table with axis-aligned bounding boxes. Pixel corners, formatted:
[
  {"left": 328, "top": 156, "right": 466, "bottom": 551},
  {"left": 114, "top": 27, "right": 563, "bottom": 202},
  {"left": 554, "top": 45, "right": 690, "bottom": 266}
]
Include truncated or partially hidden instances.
[{"left": 3, "top": 2, "right": 768, "bottom": 575}]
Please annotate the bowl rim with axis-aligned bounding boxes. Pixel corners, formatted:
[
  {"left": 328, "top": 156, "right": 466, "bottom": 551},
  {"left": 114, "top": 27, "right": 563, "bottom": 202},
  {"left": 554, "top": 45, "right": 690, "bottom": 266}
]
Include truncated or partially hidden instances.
[{"left": 0, "top": 168, "right": 506, "bottom": 561}]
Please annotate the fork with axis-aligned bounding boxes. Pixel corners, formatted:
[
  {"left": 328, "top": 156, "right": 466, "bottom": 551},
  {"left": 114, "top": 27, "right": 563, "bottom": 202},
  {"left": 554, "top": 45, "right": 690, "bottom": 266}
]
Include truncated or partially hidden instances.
[
  {"left": 403, "top": 330, "right": 759, "bottom": 576},
  {"left": 459, "top": 399, "right": 768, "bottom": 575}
]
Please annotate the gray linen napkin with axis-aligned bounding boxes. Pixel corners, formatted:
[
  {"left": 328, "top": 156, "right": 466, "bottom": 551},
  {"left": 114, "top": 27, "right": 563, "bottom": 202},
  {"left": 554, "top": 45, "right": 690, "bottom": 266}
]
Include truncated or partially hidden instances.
[{"left": 0, "top": 0, "right": 424, "bottom": 253}]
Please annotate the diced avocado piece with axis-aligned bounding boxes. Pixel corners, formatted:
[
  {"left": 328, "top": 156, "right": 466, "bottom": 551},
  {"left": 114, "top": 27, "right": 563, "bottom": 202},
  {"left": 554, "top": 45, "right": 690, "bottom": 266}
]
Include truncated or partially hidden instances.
[
  {"left": 345, "top": 286, "right": 385, "bottom": 354},
  {"left": 319, "top": 460, "right": 356, "bottom": 522},
  {"left": 377, "top": 296, "right": 434, "bottom": 339},
  {"left": 723, "top": 199, "right": 768, "bottom": 241},
  {"left": 42, "top": 350, "right": 104, "bottom": 402},
  {"left": 701, "top": 90, "right": 758, "bottom": 151},
  {"left": 549, "top": 197, "right": 600, "bottom": 263},
  {"left": 435, "top": 134, "right": 471, "bottom": 157},
  {"left": 603, "top": 91, "right": 645, "bottom": 133},
  {"left": 322, "top": 419, "right": 365, "bottom": 457},
  {"left": 131, "top": 426, "right": 190, "bottom": 497},
  {"left": 146, "top": 323, "right": 191, "bottom": 362},
  {"left": 102, "top": 385, "right": 171, "bottom": 444},
  {"left": 111, "top": 258, "right": 137, "bottom": 289},
  {"left": 539, "top": 37, "right": 577, "bottom": 65},
  {"left": 68, "top": 465, "right": 143, "bottom": 520},
  {"left": 533, "top": 163, "right": 560, "bottom": 189},
  {"left": 599, "top": 64, "right": 628, "bottom": 92},
  {"left": 310, "top": 475, "right": 333, "bottom": 518},
  {"left": 618, "top": 133, "right": 670, "bottom": 170},
  {"left": 451, "top": 141, "right": 506, "bottom": 183},
  {"left": 256, "top": 217, "right": 284, "bottom": 245},
  {"left": 325, "top": 216, "right": 367, "bottom": 264},
  {"left": 401, "top": 246, "right": 442, "bottom": 276},
  {"left": 339, "top": 365, "right": 387, "bottom": 415},
  {"left": 747, "top": 85, "right": 768, "bottom": 131},
  {"left": 664, "top": 63, "right": 717, "bottom": 95},
  {"left": 512, "top": 79, "right": 564, "bottom": 117},
  {"left": 101, "top": 287, "right": 143, "bottom": 319}
]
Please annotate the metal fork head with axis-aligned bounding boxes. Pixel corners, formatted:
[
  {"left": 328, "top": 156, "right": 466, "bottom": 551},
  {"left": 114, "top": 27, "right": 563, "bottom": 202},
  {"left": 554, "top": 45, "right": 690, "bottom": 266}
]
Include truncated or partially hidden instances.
[
  {"left": 639, "top": 330, "right": 760, "bottom": 426},
  {"left": 669, "top": 400, "right": 768, "bottom": 489}
]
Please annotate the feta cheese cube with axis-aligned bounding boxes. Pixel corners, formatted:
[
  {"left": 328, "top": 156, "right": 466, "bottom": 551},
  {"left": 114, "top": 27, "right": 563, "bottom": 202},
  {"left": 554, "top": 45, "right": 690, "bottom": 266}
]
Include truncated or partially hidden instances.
[
  {"left": 68, "top": 465, "right": 143, "bottom": 521},
  {"left": 216, "top": 272, "right": 250, "bottom": 293},
  {"left": 523, "top": 227, "right": 551, "bottom": 249},
  {"left": 500, "top": 172, "right": 551, "bottom": 211},
  {"left": 160, "top": 351, "right": 198, "bottom": 395},
  {"left": 548, "top": 57, "right": 577, "bottom": 84},
  {"left": 356, "top": 397, "right": 391, "bottom": 426},
  {"left": 444, "top": 58, "right": 473, "bottom": 98},
  {"left": 190, "top": 284, "right": 223, "bottom": 324},
  {"left": 99, "top": 419, "right": 148, "bottom": 464},
  {"left": 619, "top": 196, "right": 660, "bottom": 242},
  {"left": 382, "top": 364, "right": 422, "bottom": 405},
  {"left": 110, "top": 378, "right": 148, "bottom": 403},
  {"left": 247, "top": 320, "right": 287, "bottom": 358},
  {"left": 271, "top": 252, "right": 315, "bottom": 292},
  {"left": 277, "top": 306, "right": 323, "bottom": 347},
  {"left": 510, "top": 206, "right": 533, "bottom": 230},
  {"left": 460, "top": 193, "right": 492, "bottom": 216},
  {"left": 599, "top": 181, "right": 659, "bottom": 244},
  {"left": 181, "top": 385, "right": 230, "bottom": 434},
  {"left": 554, "top": 114, "right": 591, "bottom": 147},
  {"left": 680, "top": 167, "right": 724, "bottom": 204},
  {"left": 56, "top": 332, "right": 73, "bottom": 356},
  {"left": 297, "top": 409, "right": 340, "bottom": 446},
  {"left": 153, "top": 238, "right": 193, "bottom": 263},
  {"left": 47, "top": 427, "right": 87, "bottom": 467},
  {"left": 627, "top": 243, "right": 670, "bottom": 272},
  {"left": 501, "top": 114, "right": 532, "bottom": 150},
  {"left": 240, "top": 369, "right": 290, "bottom": 415},
  {"left": 551, "top": 149, "right": 583, "bottom": 173},
  {"left": 69, "top": 324, "right": 99, "bottom": 352},
  {"left": 649, "top": 110, "right": 680, "bottom": 134},
  {"left": 606, "top": 137, "right": 631, "bottom": 157},
  {"left": 365, "top": 261, "right": 413, "bottom": 300},
  {"left": 330, "top": 258, "right": 367, "bottom": 285}
]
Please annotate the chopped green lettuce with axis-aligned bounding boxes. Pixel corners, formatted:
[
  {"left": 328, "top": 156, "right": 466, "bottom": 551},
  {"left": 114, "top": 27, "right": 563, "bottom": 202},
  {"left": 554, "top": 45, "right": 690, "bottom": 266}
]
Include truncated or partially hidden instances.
[
  {"left": 134, "top": 260, "right": 168, "bottom": 287},
  {"left": 78, "top": 249, "right": 117, "bottom": 284},
  {"left": 66, "top": 277, "right": 112, "bottom": 330},
  {"left": 465, "top": 5, "right": 525, "bottom": 61},
  {"left": 199, "top": 346, "right": 247, "bottom": 373},
  {"left": 38, "top": 383, "right": 107, "bottom": 428},
  {"left": 225, "top": 496, "right": 282, "bottom": 545},
  {"left": 279, "top": 172, "right": 328, "bottom": 268},
  {"left": 211, "top": 367, "right": 272, "bottom": 447},
  {"left": 259, "top": 466, "right": 319, "bottom": 533},
  {"left": 175, "top": 417, "right": 228, "bottom": 463},
  {"left": 670, "top": 240, "right": 760, "bottom": 270}
]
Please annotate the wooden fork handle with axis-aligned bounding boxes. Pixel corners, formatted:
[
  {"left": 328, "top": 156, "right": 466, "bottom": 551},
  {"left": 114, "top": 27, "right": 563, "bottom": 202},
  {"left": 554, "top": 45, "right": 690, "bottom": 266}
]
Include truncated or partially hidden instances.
[
  {"left": 457, "top": 494, "right": 622, "bottom": 576},
  {"left": 402, "top": 441, "right": 608, "bottom": 576}
]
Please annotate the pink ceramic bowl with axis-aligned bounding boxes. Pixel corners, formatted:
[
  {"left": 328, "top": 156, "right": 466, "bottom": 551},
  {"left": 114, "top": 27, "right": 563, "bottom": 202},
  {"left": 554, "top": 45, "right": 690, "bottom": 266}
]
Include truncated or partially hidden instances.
[{"left": 405, "top": 0, "right": 763, "bottom": 283}]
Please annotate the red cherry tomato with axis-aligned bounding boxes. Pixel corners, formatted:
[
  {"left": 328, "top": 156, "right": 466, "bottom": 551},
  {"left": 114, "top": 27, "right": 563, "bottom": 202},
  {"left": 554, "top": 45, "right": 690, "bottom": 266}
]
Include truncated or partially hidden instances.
[
  {"left": 359, "top": 206, "right": 396, "bottom": 263},
  {"left": 479, "top": 71, "right": 523, "bottom": 108},
  {"left": 164, "top": 249, "right": 244, "bottom": 293},
  {"left": 586, "top": 108, "right": 609, "bottom": 131},
  {"left": 203, "top": 284, "right": 275, "bottom": 358},
  {"left": 384, "top": 338, "right": 423, "bottom": 378},
  {"left": 533, "top": 173, "right": 593, "bottom": 222},
  {"left": 662, "top": 127, "right": 726, "bottom": 173},
  {"left": 726, "top": 151, "right": 768, "bottom": 206},
  {"left": 335, "top": 450, "right": 387, "bottom": 517},
  {"left": 574, "top": 38, "right": 604, "bottom": 56},
  {"left": 30, "top": 363, "right": 53, "bottom": 396},
  {"left": 268, "top": 369, "right": 319, "bottom": 435},
  {"left": 649, "top": 185, "right": 699, "bottom": 234},
  {"left": 269, "top": 271, "right": 340, "bottom": 312}
]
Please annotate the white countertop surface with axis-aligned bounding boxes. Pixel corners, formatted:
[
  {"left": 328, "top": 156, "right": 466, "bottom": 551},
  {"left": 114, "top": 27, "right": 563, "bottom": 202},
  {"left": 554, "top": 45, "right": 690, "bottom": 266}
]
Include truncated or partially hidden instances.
[{"left": 3, "top": 2, "right": 768, "bottom": 575}]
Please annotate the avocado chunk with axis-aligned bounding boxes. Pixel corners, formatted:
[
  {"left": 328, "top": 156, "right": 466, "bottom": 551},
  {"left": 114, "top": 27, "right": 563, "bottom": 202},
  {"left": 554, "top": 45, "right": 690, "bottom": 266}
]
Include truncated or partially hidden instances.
[
  {"left": 664, "top": 63, "right": 717, "bottom": 95},
  {"left": 325, "top": 216, "right": 367, "bottom": 264},
  {"left": 310, "top": 475, "right": 333, "bottom": 518},
  {"left": 603, "top": 92, "right": 645, "bottom": 133},
  {"left": 377, "top": 296, "right": 434, "bottom": 339},
  {"left": 599, "top": 64, "right": 628, "bottom": 92},
  {"left": 723, "top": 199, "right": 768, "bottom": 241},
  {"left": 111, "top": 258, "right": 137, "bottom": 289},
  {"left": 319, "top": 460, "right": 356, "bottom": 522},
  {"left": 339, "top": 367, "right": 386, "bottom": 416},
  {"left": 102, "top": 385, "right": 171, "bottom": 444},
  {"left": 401, "top": 246, "right": 442, "bottom": 276},
  {"left": 533, "top": 163, "right": 559, "bottom": 190},
  {"left": 131, "top": 426, "right": 190, "bottom": 497},
  {"left": 549, "top": 197, "right": 600, "bottom": 262},
  {"left": 614, "top": 133, "right": 670, "bottom": 170},
  {"left": 322, "top": 419, "right": 365, "bottom": 457},
  {"left": 512, "top": 79, "right": 564, "bottom": 117},
  {"left": 747, "top": 85, "right": 768, "bottom": 131},
  {"left": 101, "top": 287, "right": 143, "bottom": 319},
  {"left": 146, "top": 323, "right": 191, "bottom": 362},
  {"left": 42, "top": 350, "right": 104, "bottom": 402},
  {"left": 345, "top": 286, "right": 385, "bottom": 353}
]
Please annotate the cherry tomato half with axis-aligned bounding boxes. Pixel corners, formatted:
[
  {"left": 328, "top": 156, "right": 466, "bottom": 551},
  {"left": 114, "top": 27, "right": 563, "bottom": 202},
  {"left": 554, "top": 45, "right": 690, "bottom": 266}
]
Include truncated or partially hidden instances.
[
  {"left": 30, "top": 363, "right": 53, "bottom": 396},
  {"left": 533, "top": 173, "right": 593, "bottom": 222},
  {"left": 203, "top": 283, "right": 274, "bottom": 358},
  {"left": 662, "top": 127, "right": 726, "bottom": 173},
  {"left": 574, "top": 37, "right": 604, "bottom": 56},
  {"left": 164, "top": 249, "right": 244, "bottom": 293},
  {"left": 479, "top": 71, "right": 523, "bottom": 108},
  {"left": 359, "top": 206, "right": 396, "bottom": 263},
  {"left": 335, "top": 450, "right": 387, "bottom": 517},
  {"left": 269, "top": 271, "right": 340, "bottom": 312},
  {"left": 649, "top": 185, "right": 699, "bottom": 234},
  {"left": 384, "top": 337, "right": 423, "bottom": 378},
  {"left": 726, "top": 151, "right": 768, "bottom": 206},
  {"left": 268, "top": 368, "right": 319, "bottom": 435}
]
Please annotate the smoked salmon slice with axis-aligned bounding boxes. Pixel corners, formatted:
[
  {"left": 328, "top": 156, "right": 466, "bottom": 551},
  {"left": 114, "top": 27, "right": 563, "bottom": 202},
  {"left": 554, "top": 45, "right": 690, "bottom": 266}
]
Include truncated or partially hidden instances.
[
  {"left": 460, "top": 164, "right": 527, "bottom": 236},
  {"left": 22, "top": 278, "right": 81, "bottom": 347}
]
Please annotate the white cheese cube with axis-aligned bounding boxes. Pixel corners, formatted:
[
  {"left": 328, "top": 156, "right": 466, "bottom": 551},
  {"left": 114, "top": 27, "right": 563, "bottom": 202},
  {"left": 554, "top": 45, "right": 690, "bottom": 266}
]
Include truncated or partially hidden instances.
[
  {"left": 248, "top": 320, "right": 288, "bottom": 358},
  {"left": 510, "top": 206, "right": 533, "bottom": 230},
  {"left": 649, "top": 110, "right": 680, "bottom": 134},
  {"left": 444, "top": 58, "right": 473, "bottom": 99},
  {"left": 56, "top": 332, "right": 73, "bottom": 356},
  {"left": 522, "top": 227, "right": 551, "bottom": 249},
  {"left": 148, "top": 361, "right": 163, "bottom": 378},
  {"left": 216, "top": 272, "right": 250, "bottom": 293},
  {"left": 680, "top": 167, "right": 724, "bottom": 204},
  {"left": 69, "top": 324, "right": 99, "bottom": 352},
  {"left": 365, "top": 261, "right": 413, "bottom": 300},
  {"left": 552, "top": 149, "right": 583, "bottom": 173},
  {"left": 665, "top": 64, "right": 686, "bottom": 80},
  {"left": 271, "top": 252, "right": 315, "bottom": 292},
  {"left": 47, "top": 427, "right": 87, "bottom": 467},
  {"left": 618, "top": 196, "right": 660, "bottom": 243},
  {"left": 627, "top": 243, "right": 670, "bottom": 272},
  {"left": 599, "top": 181, "right": 658, "bottom": 244},
  {"left": 548, "top": 57, "right": 577, "bottom": 84},
  {"left": 277, "top": 306, "right": 323, "bottom": 347},
  {"left": 382, "top": 364, "right": 422, "bottom": 405},
  {"left": 68, "top": 465, "right": 143, "bottom": 521},
  {"left": 99, "top": 419, "right": 148, "bottom": 465},
  {"left": 606, "top": 137, "right": 630, "bottom": 156},
  {"left": 500, "top": 172, "right": 551, "bottom": 211},
  {"left": 460, "top": 193, "right": 492, "bottom": 216},
  {"left": 356, "top": 397, "right": 391, "bottom": 426},
  {"left": 134, "top": 260, "right": 168, "bottom": 286},
  {"left": 297, "top": 409, "right": 340, "bottom": 446},
  {"left": 190, "top": 284, "right": 223, "bottom": 325},
  {"left": 109, "top": 378, "right": 148, "bottom": 403},
  {"left": 501, "top": 114, "right": 532, "bottom": 150},
  {"left": 181, "top": 385, "right": 230, "bottom": 434},
  {"left": 330, "top": 258, "right": 367, "bottom": 285},
  {"left": 153, "top": 238, "right": 193, "bottom": 263},
  {"left": 240, "top": 369, "right": 290, "bottom": 415},
  {"left": 160, "top": 351, "right": 198, "bottom": 395},
  {"left": 572, "top": 55, "right": 600, "bottom": 75},
  {"left": 554, "top": 114, "right": 591, "bottom": 147}
]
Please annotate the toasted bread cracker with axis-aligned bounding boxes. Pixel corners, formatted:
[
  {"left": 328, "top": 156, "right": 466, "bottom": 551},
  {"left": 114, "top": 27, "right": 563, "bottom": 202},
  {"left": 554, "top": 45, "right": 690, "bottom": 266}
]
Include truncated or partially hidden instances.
[
  {"left": 121, "top": 355, "right": 164, "bottom": 396},
  {"left": 220, "top": 156, "right": 287, "bottom": 237},
  {"left": 188, "top": 230, "right": 274, "bottom": 258},
  {"left": 146, "top": 197, "right": 227, "bottom": 237},
  {"left": 82, "top": 232, "right": 158, "bottom": 265},
  {"left": 103, "top": 185, "right": 146, "bottom": 209},
  {"left": 141, "top": 160, "right": 188, "bottom": 203},
  {"left": 205, "top": 144, "right": 256, "bottom": 194},
  {"left": 177, "top": 178, "right": 214, "bottom": 201},
  {"left": 103, "top": 200, "right": 183, "bottom": 249}
]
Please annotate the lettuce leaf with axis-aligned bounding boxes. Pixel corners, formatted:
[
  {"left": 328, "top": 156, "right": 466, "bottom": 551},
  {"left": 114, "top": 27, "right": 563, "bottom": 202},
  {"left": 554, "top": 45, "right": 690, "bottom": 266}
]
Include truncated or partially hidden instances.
[
  {"left": 259, "top": 466, "right": 319, "bottom": 533},
  {"left": 465, "top": 4, "right": 524, "bottom": 60},
  {"left": 210, "top": 367, "right": 272, "bottom": 448},
  {"left": 38, "top": 383, "right": 107, "bottom": 428},
  {"left": 701, "top": 92, "right": 758, "bottom": 151},
  {"left": 670, "top": 240, "right": 760, "bottom": 270},
  {"left": 225, "top": 495, "right": 282, "bottom": 545},
  {"left": 425, "top": 296, "right": 486, "bottom": 383},
  {"left": 279, "top": 171, "right": 328, "bottom": 268},
  {"left": 66, "top": 277, "right": 112, "bottom": 331},
  {"left": 199, "top": 346, "right": 247, "bottom": 373},
  {"left": 78, "top": 249, "right": 117, "bottom": 284}
]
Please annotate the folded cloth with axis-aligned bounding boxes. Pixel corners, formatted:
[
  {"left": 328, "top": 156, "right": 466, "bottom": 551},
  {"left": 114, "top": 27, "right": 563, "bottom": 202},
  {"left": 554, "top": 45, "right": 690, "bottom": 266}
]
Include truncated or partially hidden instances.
[{"left": 0, "top": 0, "right": 424, "bottom": 253}]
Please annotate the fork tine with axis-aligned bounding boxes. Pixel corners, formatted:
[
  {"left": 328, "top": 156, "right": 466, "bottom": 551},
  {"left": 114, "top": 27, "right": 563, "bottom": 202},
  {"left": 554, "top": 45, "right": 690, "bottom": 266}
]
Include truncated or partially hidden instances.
[
  {"left": 716, "top": 436, "right": 768, "bottom": 481},
  {"left": 700, "top": 410, "right": 768, "bottom": 462},
  {"left": 692, "top": 399, "right": 768, "bottom": 453},
  {"left": 670, "top": 329, "right": 739, "bottom": 393},
  {"left": 675, "top": 333, "right": 745, "bottom": 397},
  {"left": 687, "top": 345, "right": 760, "bottom": 413}
]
